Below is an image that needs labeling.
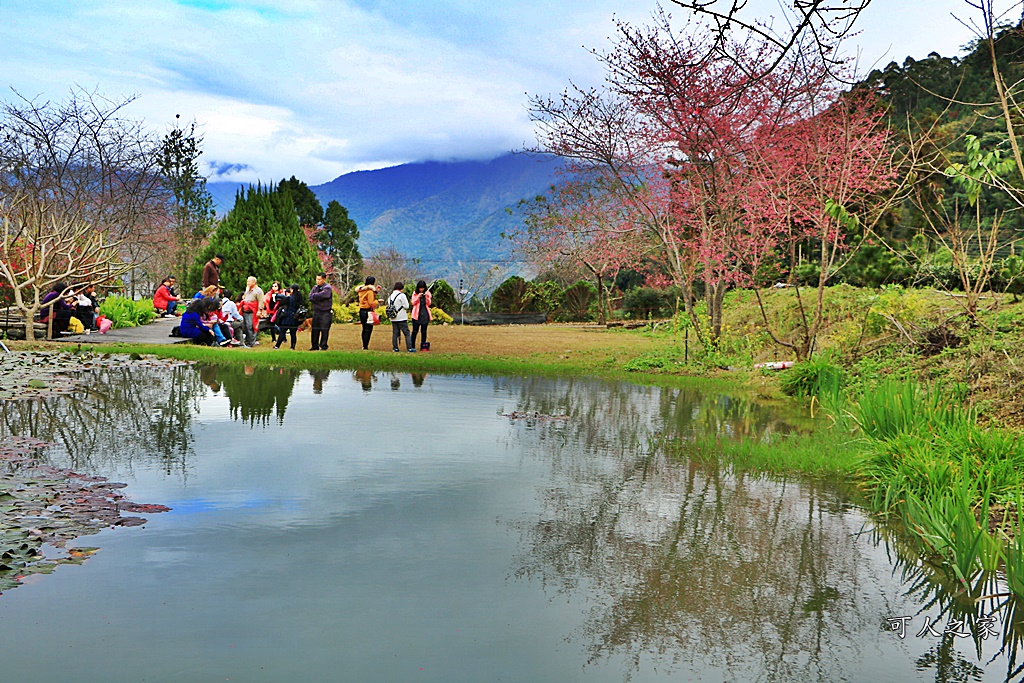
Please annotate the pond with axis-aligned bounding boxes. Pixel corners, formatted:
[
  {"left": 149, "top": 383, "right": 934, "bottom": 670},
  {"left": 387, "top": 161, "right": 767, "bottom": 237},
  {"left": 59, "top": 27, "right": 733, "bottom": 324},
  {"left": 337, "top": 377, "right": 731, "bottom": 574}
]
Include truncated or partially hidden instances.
[{"left": 0, "top": 363, "right": 1019, "bottom": 682}]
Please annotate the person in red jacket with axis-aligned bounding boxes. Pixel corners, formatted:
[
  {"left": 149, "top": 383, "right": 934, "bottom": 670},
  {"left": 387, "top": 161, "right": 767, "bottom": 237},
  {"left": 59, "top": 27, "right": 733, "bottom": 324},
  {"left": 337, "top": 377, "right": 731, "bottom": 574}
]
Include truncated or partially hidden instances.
[{"left": 153, "top": 277, "right": 180, "bottom": 317}]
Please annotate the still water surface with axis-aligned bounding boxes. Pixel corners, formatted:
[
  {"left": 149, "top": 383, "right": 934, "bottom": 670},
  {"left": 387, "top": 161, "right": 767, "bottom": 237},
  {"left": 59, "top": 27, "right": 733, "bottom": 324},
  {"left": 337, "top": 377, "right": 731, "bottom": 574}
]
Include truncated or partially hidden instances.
[{"left": 0, "top": 364, "right": 1016, "bottom": 682}]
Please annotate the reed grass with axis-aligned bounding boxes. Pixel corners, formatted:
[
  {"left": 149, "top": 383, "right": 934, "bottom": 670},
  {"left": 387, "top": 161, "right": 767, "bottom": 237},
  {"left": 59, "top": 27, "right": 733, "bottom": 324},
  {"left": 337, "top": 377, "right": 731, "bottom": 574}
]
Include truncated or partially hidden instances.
[{"left": 677, "top": 430, "right": 863, "bottom": 480}]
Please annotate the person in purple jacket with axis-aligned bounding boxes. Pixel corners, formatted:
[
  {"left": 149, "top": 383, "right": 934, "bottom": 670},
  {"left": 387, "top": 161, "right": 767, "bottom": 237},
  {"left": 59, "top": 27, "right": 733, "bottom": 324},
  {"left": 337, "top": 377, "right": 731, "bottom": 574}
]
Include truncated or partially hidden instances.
[
  {"left": 38, "top": 282, "right": 76, "bottom": 337},
  {"left": 179, "top": 298, "right": 217, "bottom": 346},
  {"left": 308, "top": 272, "right": 334, "bottom": 351}
]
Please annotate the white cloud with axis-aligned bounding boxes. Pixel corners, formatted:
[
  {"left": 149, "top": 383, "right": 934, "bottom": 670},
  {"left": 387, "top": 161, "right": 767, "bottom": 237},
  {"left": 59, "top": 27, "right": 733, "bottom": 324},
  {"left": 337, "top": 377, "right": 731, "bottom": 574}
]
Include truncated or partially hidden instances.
[{"left": 0, "top": 0, "right": 1011, "bottom": 183}]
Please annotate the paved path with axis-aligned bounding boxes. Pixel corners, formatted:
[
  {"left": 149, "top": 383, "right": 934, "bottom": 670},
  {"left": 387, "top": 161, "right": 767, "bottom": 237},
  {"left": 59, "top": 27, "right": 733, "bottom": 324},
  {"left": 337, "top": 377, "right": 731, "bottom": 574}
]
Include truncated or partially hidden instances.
[{"left": 54, "top": 316, "right": 185, "bottom": 345}]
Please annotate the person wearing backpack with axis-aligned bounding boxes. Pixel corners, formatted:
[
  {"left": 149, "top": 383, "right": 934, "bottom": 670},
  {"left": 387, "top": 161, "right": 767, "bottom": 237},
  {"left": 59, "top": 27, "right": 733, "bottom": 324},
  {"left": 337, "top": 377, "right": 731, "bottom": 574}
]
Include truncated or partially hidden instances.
[{"left": 387, "top": 282, "right": 413, "bottom": 352}]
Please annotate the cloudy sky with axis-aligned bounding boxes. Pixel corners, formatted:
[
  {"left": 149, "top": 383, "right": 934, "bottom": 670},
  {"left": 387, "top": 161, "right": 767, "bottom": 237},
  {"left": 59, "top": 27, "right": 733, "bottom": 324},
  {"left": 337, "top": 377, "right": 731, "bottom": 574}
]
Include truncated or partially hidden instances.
[{"left": 0, "top": 0, "right": 1018, "bottom": 185}]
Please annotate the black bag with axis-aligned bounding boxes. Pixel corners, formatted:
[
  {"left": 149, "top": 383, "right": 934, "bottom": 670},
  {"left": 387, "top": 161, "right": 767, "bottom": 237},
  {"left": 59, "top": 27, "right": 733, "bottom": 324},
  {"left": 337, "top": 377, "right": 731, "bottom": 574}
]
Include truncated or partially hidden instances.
[
  {"left": 296, "top": 306, "right": 309, "bottom": 320},
  {"left": 170, "top": 325, "right": 181, "bottom": 337},
  {"left": 386, "top": 293, "right": 401, "bottom": 319}
]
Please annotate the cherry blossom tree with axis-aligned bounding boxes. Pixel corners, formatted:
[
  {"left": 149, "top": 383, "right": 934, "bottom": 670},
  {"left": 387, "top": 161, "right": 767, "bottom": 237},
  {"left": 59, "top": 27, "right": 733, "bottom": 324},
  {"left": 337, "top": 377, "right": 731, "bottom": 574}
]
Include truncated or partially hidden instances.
[
  {"left": 515, "top": 174, "right": 646, "bottom": 324},
  {"left": 530, "top": 13, "right": 896, "bottom": 355},
  {"left": 744, "top": 92, "right": 896, "bottom": 358}
]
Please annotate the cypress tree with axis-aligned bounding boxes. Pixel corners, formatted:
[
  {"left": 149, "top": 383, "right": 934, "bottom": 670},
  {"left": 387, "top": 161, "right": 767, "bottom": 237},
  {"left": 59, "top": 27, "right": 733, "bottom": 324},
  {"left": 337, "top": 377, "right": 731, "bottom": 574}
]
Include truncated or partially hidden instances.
[{"left": 190, "top": 183, "right": 321, "bottom": 294}]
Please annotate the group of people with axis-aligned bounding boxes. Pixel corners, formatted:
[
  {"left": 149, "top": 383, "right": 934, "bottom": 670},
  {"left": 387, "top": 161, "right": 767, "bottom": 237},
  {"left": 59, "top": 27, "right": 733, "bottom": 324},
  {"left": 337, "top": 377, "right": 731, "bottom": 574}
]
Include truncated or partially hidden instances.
[
  {"left": 154, "top": 254, "right": 435, "bottom": 352},
  {"left": 38, "top": 282, "right": 100, "bottom": 336},
  {"left": 357, "top": 277, "right": 433, "bottom": 352},
  {"left": 174, "top": 276, "right": 309, "bottom": 350},
  {"left": 162, "top": 254, "right": 336, "bottom": 351}
]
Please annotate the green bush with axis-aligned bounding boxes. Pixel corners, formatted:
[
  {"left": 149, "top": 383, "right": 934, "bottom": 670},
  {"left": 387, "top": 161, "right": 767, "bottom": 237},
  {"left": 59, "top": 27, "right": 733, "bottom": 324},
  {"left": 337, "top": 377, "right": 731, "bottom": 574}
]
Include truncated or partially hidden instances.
[
  {"left": 792, "top": 261, "right": 821, "bottom": 286},
  {"left": 622, "top": 287, "right": 666, "bottom": 319},
  {"left": 778, "top": 354, "right": 846, "bottom": 403},
  {"left": 431, "top": 307, "right": 454, "bottom": 324},
  {"left": 333, "top": 301, "right": 360, "bottom": 323},
  {"left": 98, "top": 296, "right": 157, "bottom": 329},
  {"left": 134, "top": 298, "right": 158, "bottom": 326},
  {"left": 528, "top": 280, "right": 561, "bottom": 314},
  {"left": 560, "top": 280, "right": 597, "bottom": 321},
  {"left": 999, "top": 255, "right": 1024, "bottom": 300},
  {"left": 430, "top": 279, "right": 458, "bottom": 314},
  {"left": 491, "top": 276, "right": 533, "bottom": 313}
]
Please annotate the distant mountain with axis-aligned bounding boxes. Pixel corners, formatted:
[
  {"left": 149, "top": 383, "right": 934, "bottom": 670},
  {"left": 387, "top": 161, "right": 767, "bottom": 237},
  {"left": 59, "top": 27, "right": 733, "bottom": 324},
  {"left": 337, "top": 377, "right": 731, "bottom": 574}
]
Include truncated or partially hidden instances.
[
  {"left": 208, "top": 153, "right": 563, "bottom": 275},
  {"left": 311, "top": 153, "right": 562, "bottom": 266},
  {"left": 206, "top": 181, "right": 247, "bottom": 213}
]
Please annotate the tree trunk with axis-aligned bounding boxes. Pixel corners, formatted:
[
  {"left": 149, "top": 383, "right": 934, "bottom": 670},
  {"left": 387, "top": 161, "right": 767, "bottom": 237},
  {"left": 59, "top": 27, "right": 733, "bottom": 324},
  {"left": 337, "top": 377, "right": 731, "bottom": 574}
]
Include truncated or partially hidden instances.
[{"left": 710, "top": 280, "right": 727, "bottom": 343}]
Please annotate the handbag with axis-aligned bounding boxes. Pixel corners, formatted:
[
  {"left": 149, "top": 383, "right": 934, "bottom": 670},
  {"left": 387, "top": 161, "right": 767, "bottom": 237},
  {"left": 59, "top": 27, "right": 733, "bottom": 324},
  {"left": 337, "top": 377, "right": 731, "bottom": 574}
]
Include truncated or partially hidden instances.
[{"left": 369, "top": 310, "right": 380, "bottom": 325}]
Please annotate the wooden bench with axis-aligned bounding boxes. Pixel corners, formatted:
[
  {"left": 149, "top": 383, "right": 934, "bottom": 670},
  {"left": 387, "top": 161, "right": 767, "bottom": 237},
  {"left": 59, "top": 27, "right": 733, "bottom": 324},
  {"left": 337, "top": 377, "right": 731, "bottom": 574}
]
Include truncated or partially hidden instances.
[{"left": 0, "top": 306, "right": 62, "bottom": 340}]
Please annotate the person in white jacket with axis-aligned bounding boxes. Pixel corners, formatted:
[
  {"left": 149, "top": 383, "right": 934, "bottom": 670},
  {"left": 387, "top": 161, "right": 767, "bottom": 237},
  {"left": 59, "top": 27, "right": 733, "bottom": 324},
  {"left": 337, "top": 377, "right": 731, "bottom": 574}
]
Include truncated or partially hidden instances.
[
  {"left": 220, "top": 290, "right": 245, "bottom": 345},
  {"left": 388, "top": 282, "right": 413, "bottom": 352}
]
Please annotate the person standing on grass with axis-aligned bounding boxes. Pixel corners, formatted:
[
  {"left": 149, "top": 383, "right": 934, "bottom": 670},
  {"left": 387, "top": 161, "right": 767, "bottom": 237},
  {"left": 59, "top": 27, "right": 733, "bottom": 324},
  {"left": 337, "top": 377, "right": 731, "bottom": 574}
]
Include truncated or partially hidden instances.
[
  {"left": 410, "top": 280, "right": 432, "bottom": 351},
  {"left": 262, "top": 282, "right": 282, "bottom": 340},
  {"left": 308, "top": 272, "right": 334, "bottom": 351},
  {"left": 388, "top": 282, "right": 413, "bottom": 352},
  {"left": 274, "top": 284, "right": 302, "bottom": 350},
  {"left": 356, "top": 276, "right": 382, "bottom": 350},
  {"left": 202, "top": 254, "right": 224, "bottom": 288},
  {"left": 240, "top": 276, "right": 265, "bottom": 347}
]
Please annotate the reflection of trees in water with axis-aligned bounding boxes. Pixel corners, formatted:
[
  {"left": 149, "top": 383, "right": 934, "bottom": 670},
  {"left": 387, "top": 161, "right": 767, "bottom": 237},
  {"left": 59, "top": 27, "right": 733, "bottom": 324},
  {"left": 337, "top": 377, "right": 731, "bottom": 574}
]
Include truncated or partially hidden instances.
[
  {"left": 656, "top": 385, "right": 801, "bottom": 443},
  {"left": 505, "top": 378, "right": 912, "bottom": 681},
  {"left": 500, "top": 377, "right": 799, "bottom": 459},
  {"left": 209, "top": 365, "right": 300, "bottom": 426},
  {"left": 0, "top": 364, "right": 203, "bottom": 475},
  {"left": 514, "top": 451, "right": 883, "bottom": 681}
]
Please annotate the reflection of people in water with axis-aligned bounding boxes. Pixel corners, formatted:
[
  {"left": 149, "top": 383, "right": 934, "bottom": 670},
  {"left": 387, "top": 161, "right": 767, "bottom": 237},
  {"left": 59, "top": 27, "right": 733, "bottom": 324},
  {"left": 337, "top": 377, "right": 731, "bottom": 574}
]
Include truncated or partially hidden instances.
[
  {"left": 353, "top": 369, "right": 375, "bottom": 391},
  {"left": 410, "top": 373, "right": 427, "bottom": 388},
  {"left": 310, "top": 369, "right": 330, "bottom": 394},
  {"left": 390, "top": 374, "right": 400, "bottom": 391},
  {"left": 199, "top": 365, "right": 221, "bottom": 393}
]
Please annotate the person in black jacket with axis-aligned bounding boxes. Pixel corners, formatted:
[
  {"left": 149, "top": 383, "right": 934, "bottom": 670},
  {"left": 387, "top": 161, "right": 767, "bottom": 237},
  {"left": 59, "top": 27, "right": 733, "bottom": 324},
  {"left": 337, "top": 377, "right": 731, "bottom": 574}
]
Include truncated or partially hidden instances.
[
  {"left": 308, "top": 273, "right": 334, "bottom": 351},
  {"left": 274, "top": 284, "right": 303, "bottom": 350}
]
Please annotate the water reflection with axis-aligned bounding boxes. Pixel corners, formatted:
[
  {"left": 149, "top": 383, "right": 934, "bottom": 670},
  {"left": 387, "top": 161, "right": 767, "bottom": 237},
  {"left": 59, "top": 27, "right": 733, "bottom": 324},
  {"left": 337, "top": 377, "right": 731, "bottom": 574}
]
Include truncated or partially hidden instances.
[
  {"left": 353, "top": 369, "right": 376, "bottom": 391},
  {"left": 206, "top": 364, "right": 300, "bottom": 426},
  {"left": 874, "top": 524, "right": 1024, "bottom": 682},
  {"left": 0, "top": 364, "right": 203, "bottom": 474},
  {"left": 4, "top": 364, "right": 1024, "bottom": 680},
  {"left": 502, "top": 377, "right": 1024, "bottom": 682},
  {"left": 512, "top": 449, "right": 879, "bottom": 681}
]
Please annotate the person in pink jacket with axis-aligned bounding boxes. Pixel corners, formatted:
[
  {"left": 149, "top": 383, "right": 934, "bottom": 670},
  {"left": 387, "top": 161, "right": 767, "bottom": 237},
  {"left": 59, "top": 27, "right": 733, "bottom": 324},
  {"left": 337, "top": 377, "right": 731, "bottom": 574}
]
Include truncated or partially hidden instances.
[{"left": 410, "top": 280, "right": 433, "bottom": 351}]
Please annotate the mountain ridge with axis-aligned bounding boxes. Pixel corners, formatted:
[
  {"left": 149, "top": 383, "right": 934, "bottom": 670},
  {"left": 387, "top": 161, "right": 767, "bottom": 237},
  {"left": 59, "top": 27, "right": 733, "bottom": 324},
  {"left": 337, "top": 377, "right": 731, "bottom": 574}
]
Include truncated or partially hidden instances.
[{"left": 207, "top": 153, "right": 562, "bottom": 275}]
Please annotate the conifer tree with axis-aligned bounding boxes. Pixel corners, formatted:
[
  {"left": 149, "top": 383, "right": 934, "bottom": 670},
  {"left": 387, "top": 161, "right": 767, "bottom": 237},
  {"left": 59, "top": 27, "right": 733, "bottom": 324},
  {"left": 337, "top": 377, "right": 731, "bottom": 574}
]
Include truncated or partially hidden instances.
[
  {"left": 320, "top": 200, "right": 362, "bottom": 289},
  {"left": 190, "top": 183, "right": 321, "bottom": 293},
  {"left": 279, "top": 176, "right": 324, "bottom": 226}
]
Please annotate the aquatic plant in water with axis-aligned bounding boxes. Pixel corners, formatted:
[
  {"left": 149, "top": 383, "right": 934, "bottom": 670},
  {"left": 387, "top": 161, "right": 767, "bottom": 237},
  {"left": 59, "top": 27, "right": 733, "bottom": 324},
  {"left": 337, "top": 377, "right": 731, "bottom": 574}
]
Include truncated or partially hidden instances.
[{"left": 0, "top": 436, "right": 170, "bottom": 594}]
